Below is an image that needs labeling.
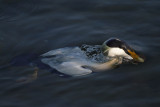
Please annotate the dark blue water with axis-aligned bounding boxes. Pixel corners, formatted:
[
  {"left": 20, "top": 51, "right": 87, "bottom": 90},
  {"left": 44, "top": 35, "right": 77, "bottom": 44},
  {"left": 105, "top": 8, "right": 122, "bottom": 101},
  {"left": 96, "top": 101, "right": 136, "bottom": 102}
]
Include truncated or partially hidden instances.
[{"left": 0, "top": 0, "right": 160, "bottom": 106}]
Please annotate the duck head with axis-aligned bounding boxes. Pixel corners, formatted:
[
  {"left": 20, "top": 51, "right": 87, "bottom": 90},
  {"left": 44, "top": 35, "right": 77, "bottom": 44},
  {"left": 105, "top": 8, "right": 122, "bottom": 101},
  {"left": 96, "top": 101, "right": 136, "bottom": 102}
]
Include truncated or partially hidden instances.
[{"left": 102, "top": 38, "right": 144, "bottom": 62}]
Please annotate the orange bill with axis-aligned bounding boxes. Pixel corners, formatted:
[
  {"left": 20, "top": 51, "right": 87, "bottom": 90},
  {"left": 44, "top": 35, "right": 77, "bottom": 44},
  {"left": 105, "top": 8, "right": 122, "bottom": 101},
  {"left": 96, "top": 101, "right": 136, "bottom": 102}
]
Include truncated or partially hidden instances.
[{"left": 127, "top": 50, "right": 144, "bottom": 62}]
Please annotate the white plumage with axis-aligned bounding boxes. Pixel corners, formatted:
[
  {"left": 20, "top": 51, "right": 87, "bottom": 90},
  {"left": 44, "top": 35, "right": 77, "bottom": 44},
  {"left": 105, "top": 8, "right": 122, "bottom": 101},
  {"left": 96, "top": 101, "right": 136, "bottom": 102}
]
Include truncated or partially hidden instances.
[
  {"left": 108, "top": 48, "right": 133, "bottom": 59},
  {"left": 41, "top": 47, "right": 95, "bottom": 76}
]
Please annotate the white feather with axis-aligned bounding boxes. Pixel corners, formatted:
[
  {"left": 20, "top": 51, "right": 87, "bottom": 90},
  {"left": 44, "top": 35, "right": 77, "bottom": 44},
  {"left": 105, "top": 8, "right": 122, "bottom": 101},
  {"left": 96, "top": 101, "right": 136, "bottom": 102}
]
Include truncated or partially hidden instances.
[
  {"left": 108, "top": 48, "right": 133, "bottom": 59},
  {"left": 41, "top": 47, "right": 93, "bottom": 76}
]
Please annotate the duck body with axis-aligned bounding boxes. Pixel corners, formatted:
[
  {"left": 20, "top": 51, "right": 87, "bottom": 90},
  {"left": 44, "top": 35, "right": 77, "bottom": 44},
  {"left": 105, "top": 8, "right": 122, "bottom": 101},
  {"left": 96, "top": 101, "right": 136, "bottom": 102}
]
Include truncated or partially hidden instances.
[{"left": 41, "top": 46, "right": 117, "bottom": 76}]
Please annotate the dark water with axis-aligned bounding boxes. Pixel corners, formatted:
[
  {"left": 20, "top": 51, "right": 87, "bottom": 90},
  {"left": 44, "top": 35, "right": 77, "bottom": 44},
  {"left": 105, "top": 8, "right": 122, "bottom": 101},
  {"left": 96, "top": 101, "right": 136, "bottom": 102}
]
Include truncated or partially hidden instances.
[{"left": 0, "top": 0, "right": 160, "bottom": 106}]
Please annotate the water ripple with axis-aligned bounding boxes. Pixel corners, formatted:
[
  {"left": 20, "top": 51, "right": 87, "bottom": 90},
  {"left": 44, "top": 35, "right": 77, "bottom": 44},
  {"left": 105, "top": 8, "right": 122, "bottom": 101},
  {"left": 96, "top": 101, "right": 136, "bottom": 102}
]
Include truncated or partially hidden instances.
[{"left": 0, "top": 0, "right": 38, "bottom": 22}]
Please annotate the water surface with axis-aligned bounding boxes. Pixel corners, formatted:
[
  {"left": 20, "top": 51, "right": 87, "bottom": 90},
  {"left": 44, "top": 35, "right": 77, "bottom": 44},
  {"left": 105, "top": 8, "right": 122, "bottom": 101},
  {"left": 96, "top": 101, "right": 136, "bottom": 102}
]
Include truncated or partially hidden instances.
[{"left": 0, "top": 0, "right": 160, "bottom": 107}]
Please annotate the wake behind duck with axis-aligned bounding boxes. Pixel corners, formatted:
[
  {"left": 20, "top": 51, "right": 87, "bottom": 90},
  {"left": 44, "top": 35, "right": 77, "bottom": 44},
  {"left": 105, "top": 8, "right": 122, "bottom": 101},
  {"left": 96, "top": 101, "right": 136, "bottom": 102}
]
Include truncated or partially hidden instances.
[{"left": 41, "top": 38, "right": 144, "bottom": 76}]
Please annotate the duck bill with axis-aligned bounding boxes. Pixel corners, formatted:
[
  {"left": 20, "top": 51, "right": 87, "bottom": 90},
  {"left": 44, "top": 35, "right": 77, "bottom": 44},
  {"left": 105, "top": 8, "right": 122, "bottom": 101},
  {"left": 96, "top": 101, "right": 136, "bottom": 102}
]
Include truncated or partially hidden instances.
[{"left": 127, "top": 50, "right": 144, "bottom": 63}]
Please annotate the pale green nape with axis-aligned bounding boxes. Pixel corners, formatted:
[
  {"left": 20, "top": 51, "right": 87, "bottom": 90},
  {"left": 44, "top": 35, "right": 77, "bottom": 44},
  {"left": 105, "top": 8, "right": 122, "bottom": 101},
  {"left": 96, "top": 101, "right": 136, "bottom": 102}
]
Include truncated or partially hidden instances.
[{"left": 101, "top": 41, "right": 110, "bottom": 56}]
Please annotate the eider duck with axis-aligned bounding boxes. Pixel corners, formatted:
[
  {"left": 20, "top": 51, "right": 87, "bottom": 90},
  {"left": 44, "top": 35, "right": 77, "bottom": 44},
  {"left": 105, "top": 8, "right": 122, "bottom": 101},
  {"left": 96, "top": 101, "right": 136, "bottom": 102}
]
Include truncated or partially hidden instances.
[{"left": 41, "top": 38, "right": 144, "bottom": 76}]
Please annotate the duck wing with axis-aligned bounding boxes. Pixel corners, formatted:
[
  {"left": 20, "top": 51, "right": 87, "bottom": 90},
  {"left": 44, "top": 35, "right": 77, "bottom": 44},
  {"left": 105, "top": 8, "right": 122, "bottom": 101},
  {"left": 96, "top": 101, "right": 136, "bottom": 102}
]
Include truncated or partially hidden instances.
[
  {"left": 41, "top": 47, "right": 93, "bottom": 76},
  {"left": 46, "top": 61, "right": 92, "bottom": 76}
]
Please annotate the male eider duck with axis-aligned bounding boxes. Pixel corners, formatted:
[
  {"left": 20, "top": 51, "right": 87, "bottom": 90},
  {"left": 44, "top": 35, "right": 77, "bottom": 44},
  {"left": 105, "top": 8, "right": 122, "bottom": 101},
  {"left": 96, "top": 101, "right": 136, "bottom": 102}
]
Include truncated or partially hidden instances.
[{"left": 41, "top": 38, "right": 144, "bottom": 76}]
